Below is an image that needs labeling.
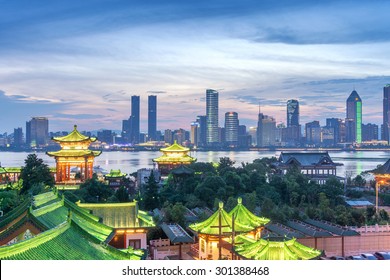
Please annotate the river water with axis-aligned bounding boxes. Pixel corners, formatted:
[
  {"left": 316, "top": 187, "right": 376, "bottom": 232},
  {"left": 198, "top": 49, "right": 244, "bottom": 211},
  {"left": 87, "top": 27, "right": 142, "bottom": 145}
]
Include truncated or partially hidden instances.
[{"left": 1, "top": 150, "right": 390, "bottom": 178}]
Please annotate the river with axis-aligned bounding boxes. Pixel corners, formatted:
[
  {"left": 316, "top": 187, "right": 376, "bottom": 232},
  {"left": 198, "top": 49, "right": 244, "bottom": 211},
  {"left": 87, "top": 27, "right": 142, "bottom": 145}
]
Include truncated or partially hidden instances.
[{"left": 1, "top": 150, "right": 390, "bottom": 178}]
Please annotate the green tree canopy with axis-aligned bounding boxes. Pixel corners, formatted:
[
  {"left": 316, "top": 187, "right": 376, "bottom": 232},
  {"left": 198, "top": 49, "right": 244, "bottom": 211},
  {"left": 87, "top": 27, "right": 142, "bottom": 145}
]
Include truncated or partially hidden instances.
[{"left": 19, "top": 154, "right": 54, "bottom": 194}]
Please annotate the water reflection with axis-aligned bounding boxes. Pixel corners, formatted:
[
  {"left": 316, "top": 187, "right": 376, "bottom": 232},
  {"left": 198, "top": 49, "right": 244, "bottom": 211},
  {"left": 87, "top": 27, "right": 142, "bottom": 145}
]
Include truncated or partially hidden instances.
[{"left": 1, "top": 150, "right": 390, "bottom": 178}]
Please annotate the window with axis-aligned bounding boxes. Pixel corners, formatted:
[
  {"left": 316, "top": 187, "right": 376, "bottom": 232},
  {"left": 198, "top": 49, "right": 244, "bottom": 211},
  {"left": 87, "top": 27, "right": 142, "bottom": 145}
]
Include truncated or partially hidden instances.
[{"left": 128, "top": 239, "right": 141, "bottom": 249}]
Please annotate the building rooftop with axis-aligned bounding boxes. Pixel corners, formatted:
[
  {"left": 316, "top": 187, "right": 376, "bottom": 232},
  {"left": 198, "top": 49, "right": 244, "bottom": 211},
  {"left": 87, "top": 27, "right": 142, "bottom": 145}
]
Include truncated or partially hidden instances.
[
  {"left": 233, "top": 235, "right": 322, "bottom": 260},
  {"left": 52, "top": 125, "right": 97, "bottom": 143}
]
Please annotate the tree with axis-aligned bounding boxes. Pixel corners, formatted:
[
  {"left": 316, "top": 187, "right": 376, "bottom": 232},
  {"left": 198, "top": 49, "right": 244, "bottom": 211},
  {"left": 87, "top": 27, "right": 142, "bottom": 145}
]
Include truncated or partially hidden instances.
[
  {"left": 75, "top": 175, "right": 113, "bottom": 202},
  {"left": 19, "top": 154, "right": 54, "bottom": 194},
  {"left": 0, "top": 190, "right": 20, "bottom": 213},
  {"left": 142, "top": 171, "right": 160, "bottom": 210},
  {"left": 352, "top": 175, "right": 366, "bottom": 187}
]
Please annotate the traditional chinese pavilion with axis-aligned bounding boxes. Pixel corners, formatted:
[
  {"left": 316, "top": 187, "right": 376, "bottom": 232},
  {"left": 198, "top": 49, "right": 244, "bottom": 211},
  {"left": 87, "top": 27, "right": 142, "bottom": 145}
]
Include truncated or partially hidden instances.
[
  {"left": 76, "top": 200, "right": 155, "bottom": 249},
  {"left": 0, "top": 191, "right": 146, "bottom": 260},
  {"left": 233, "top": 235, "right": 321, "bottom": 260},
  {"left": 47, "top": 125, "right": 101, "bottom": 183},
  {"left": 153, "top": 141, "right": 196, "bottom": 175},
  {"left": 189, "top": 199, "right": 270, "bottom": 260}
]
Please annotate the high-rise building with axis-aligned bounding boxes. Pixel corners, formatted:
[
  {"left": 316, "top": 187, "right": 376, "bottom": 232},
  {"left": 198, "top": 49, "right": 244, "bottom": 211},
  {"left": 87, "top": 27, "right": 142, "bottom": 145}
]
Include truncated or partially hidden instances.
[
  {"left": 26, "top": 117, "right": 49, "bottom": 148},
  {"left": 121, "top": 118, "right": 131, "bottom": 143},
  {"left": 362, "top": 123, "right": 379, "bottom": 141},
  {"left": 148, "top": 95, "right": 157, "bottom": 141},
  {"left": 13, "top": 127, "right": 23, "bottom": 148},
  {"left": 257, "top": 113, "right": 276, "bottom": 147},
  {"left": 190, "top": 122, "right": 199, "bottom": 146},
  {"left": 206, "top": 89, "right": 219, "bottom": 145},
  {"left": 97, "top": 130, "right": 113, "bottom": 144},
  {"left": 196, "top": 115, "right": 207, "bottom": 147},
  {"left": 285, "top": 99, "right": 300, "bottom": 145},
  {"left": 383, "top": 85, "right": 390, "bottom": 143},
  {"left": 287, "top": 99, "right": 299, "bottom": 127},
  {"left": 130, "top": 96, "right": 140, "bottom": 144},
  {"left": 164, "top": 129, "right": 173, "bottom": 144},
  {"left": 305, "top": 121, "right": 321, "bottom": 145},
  {"left": 346, "top": 90, "right": 362, "bottom": 143},
  {"left": 224, "top": 112, "right": 239, "bottom": 146}
]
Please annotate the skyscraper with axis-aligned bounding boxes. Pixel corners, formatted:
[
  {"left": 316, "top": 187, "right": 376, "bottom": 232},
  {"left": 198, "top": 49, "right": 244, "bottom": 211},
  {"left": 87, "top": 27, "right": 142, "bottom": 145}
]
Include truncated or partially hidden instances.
[
  {"left": 196, "top": 115, "right": 207, "bottom": 147},
  {"left": 257, "top": 113, "right": 276, "bottom": 147},
  {"left": 346, "top": 90, "right": 362, "bottom": 143},
  {"left": 148, "top": 95, "right": 157, "bottom": 141},
  {"left": 26, "top": 117, "right": 49, "bottom": 148},
  {"left": 383, "top": 85, "right": 390, "bottom": 143},
  {"left": 285, "top": 99, "right": 300, "bottom": 145},
  {"left": 305, "top": 121, "right": 321, "bottom": 145},
  {"left": 13, "top": 127, "right": 23, "bottom": 148},
  {"left": 224, "top": 112, "right": 239, "bottom": 146},
  {"left": 130, "top": 95, "right": 140, "bottom": 144},
  {"left": 206, "top": 89, "right": 219, "bottom": 145},
  {"left": 287, "top": 99, "right": 299, "bottom": 127}
]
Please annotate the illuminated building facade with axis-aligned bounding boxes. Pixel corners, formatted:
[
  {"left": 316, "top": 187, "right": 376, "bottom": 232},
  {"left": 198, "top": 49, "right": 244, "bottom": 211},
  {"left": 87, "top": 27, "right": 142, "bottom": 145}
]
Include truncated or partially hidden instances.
[
  {"left": 224, "top": 112, "right": 239, "bottom": 146},
  {"left": 148, "top": 95, "right": 157, "bottom": 141},
  {"left": 383, "top": 85, "right": 390, "bottom": 143},
  {"left": 131, "top": 95, "right": 140, "bottom": 144},
  {"left": 190, "top": 199, "right": 270, "bottom": 260},
  {"left": 346, "top": 90, "right": 362, "bottom": 143},
  {"left": 206, "top": 89, "right": 219, "bottom": 146},
  {"left": 153, "top": 141, "right": 196, "bottom": 174},
  {"left": 47, "top": 125, "right": 101, "bottom": 183},
  {"left": 26, "top": 117, "right": 49, "bottom": 148}
]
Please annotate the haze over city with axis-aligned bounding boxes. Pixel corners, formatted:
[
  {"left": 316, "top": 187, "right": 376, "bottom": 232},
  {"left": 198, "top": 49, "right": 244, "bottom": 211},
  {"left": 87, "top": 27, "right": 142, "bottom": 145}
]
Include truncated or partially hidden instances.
[{"left": 1, "top": 0, "right": 390, "bottom": 133}]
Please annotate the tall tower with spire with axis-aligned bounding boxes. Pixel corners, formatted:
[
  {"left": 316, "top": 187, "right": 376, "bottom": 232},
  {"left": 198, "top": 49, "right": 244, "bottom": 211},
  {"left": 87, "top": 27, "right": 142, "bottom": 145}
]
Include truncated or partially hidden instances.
[{"left": 346, "top": 90, "right": 362, "bottom": 143}]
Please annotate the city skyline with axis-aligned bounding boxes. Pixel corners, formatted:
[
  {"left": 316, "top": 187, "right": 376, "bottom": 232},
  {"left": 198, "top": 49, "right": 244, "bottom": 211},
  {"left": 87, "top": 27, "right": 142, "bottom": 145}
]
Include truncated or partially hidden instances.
[{"left": 1, "top": 1, "right": 390, "bottom": 133}]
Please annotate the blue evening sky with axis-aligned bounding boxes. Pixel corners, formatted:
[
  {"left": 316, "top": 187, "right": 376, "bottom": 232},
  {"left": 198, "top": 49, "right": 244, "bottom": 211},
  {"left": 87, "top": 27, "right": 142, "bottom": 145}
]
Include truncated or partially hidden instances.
[{"left": 1, "top": 0, "right": 390, "bottom": 133}]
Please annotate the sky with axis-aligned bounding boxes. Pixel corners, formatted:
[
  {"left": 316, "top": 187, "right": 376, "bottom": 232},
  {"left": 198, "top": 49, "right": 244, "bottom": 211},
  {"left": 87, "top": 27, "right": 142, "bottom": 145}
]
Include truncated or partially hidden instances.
[{"left": 1, "top": 0, "right": 390, "bottom": 134}]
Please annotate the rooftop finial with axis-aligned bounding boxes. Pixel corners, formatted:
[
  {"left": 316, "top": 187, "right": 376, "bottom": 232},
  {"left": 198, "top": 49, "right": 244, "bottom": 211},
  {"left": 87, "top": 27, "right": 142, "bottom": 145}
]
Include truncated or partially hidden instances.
[
  {"left": 237, "top": 197, "right": 242, "bottom": 204},
  {"left": 219, "top": 201, "right": 224, "bottom": 209},
  {"left": 74, "top": 124, "right": 77, "bottom": 130}
]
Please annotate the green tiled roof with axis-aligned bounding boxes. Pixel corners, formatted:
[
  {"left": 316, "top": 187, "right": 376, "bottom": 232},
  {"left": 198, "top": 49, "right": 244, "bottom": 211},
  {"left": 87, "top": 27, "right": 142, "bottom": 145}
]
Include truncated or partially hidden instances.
[
  {"left": 153, "top": 154, "right": 196, "bottom": 163},
  {"left": 0, "top": 191, "right": 146, "bottom": 260},
  {"left": 234, "top": 236, "right": 322, "bottom": 260},
  {"left": 77, "top": 201, "right": 155, "bottom": 229},
  {"left": 105, "top": 169, "right": 127, "bottom": 178},
  {"left": 189, "top": 202, "right": 255, "bottom": 235},
  {"left": 190, "top": 200, "right": 268, "bottom": 235},
  {"left": 52, "top": 125, "right": 97, "bottom": 143},
  {"left": 0, "top": 223, "right": 143, "bottom": 260},
  {"left": 229, "top": 198, "right": 270, "bottom": 229},
  {"left": 160, "top": 141, "right": 190, "bottom": 152}
]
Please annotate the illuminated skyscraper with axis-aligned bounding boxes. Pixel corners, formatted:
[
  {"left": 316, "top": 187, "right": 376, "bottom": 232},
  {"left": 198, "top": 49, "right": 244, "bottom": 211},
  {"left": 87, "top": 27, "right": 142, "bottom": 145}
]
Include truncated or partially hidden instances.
[
  {"left": 224, "top": 112, "right": 239, "bottom": 146},
  {"left": 26, "top": 117, "right": 49, "bottom": 148},
  {"left": 130, "top": 95, "right": 140, "bottom": 144},
  {"left": 346, "top": 90, "right": 362, "bottom": 143},
  {"left": 383, "top": 85, "right": 390, "bottom": 143},
  {"left": 206, "top": 89, "right": 219, "bottom": 145},
  {"left": 148, "top": 95, "right": 157, "bottom": 141}
]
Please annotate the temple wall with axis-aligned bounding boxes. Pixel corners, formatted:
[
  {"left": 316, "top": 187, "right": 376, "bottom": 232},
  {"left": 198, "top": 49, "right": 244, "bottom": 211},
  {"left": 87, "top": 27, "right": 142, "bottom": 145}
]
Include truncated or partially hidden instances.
[{"left": 298, "top": 232, "right": 390, "bottom": 257}]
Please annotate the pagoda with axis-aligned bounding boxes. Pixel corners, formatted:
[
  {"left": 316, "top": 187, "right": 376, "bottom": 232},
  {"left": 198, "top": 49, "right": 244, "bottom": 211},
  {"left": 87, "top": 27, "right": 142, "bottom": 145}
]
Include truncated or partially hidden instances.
[
  {"left": 233, "top": 235, "right": 321, "bottom": 260},
  {"left": 153, "top": 141, "right": 196, "bottom": 174},
  {"left": 47, "top": 125, "right": 101, "bottom": 183},
  {"left": 189, "top": 199, "right": 270, "bottom": 260}
]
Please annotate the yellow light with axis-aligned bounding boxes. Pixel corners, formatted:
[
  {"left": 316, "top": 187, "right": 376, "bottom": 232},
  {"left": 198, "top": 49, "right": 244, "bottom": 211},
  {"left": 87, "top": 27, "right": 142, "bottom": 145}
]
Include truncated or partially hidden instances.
[
  {"left": 126, "top": 230, "right": 135, "bottom": 233},
  {"left": 136, "top": 229, "right": 145, "bottom": 233},
  {"left": 117, "top": 230, "right": 125, "bottom": 234}
]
